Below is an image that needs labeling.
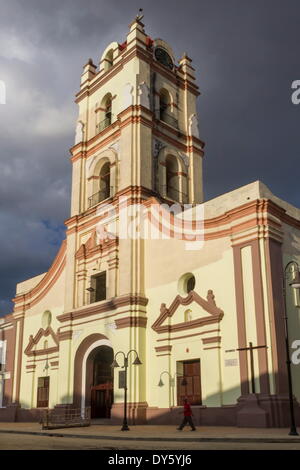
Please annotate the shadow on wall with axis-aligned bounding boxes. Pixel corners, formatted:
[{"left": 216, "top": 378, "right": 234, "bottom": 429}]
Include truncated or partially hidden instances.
[
  {"left": 140, "top": 371, "right": 300, "bottom": 428},
  {"left": 1, "top": 373, "right": 300, "bottom": 427}
]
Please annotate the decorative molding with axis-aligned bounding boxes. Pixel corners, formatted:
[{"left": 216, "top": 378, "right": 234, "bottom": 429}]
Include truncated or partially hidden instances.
[
  {"left": 70, "top": 110, "right": 204, "bottom": 164},
  {"left": 233, "top": 239, "right": 271, "bottom": 395},
  {"left": 138, "top": 82, "right": 150, "bottom": 109},
  {"left": 58, "top": 330, "right": 73, "bottom": 341},
  {"left": 155, "top": 345, "right": 172, "bottom": 353},
  {"left": 202, "top": 336, "right": 221, "bottom": 344},
  {"left": 72, "top": 330, "right": 84, "bottom": 341},
  {"left": 188, "top": 113, "right": 200, "bottom": 138},
  {"left": 57, "top": 294, "right": 149, "bottom": 323},
  {"left": 156, "top": 329, "right": 220, "bottom": 343},
  {"left": 263, "top": 238, "right": 287, "bottom": 394},
  {"left": 153, "top": 139, "right": 166, "bottom": 158},
  {"left": 108, "top": 140, "right": 120, "bottom": 154},
  {"left": 27, "top": 355, "right": 58, "bottom": 363},
  {"left": 115, "top": 316, "right": 147, "bottom": 329},
  {"left": 179, "top": 152, "right": 189, "bottom": 168},
  {"left": 75, "top": 43, "right": 199, "bottom": 106},
  {"left": 104, "top": 321, "right": 117, "bottom": 333},
  {"left": 75, "top": 228, "right": 118, "bottom": 261},
  {"left": 75, "top": 121, "right": 84, "bottom": 145},
  {"left": 86, "top": 146, "right": 118, "bottom": 177},
  {"left": 152, "top": 290, "right": 224, "bottom": 334},
  {"left": 122, "top": 83, "right": 134, "bottom": 109},
  {"left": 153, "top": 139, "right": 166, "bottom": 191},
  {"left": 65, "top": 192, "right": 295, "bottom": 246},
  {"left": 24, "top": 326, "right": 59, "bottom": 357}
]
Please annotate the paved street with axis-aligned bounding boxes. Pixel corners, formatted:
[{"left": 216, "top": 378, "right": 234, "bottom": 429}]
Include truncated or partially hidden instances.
[
  {"left": 0, "top": 424, "right": 300, "bottom": 450},
  {"left": 1, "top": 432, "right": 300, "bottom": 450}
]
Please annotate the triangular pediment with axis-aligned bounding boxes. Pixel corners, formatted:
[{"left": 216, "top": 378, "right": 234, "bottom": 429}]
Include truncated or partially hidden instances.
[
  {"left": 75, "top": 229, "right": 97, "bottom": 260},
  {"left": 152, "top": 290, "right": 224, "bottom": 334},
  {"left": 75, "top": 228, "right": 118, "bottom": 261},
  {"left": 24, "top": 326, "right": 59, "bottom": 356}
]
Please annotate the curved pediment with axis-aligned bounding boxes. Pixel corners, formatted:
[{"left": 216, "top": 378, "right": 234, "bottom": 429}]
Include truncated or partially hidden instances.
[{"left": 152, "top": 290, "right": 224, "bottom": 334}]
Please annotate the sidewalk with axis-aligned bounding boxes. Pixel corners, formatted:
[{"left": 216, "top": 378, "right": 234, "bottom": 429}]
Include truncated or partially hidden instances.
[{"left": 0, "top": 423, "right": 299, "bottom": 443}]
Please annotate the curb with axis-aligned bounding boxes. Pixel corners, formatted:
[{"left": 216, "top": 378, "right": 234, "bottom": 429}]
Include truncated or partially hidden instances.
[{"left": 0, "top": 429, "right": 299, "bottom": 444}]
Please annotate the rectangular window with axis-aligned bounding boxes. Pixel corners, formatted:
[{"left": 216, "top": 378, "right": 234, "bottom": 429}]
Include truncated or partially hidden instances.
[
  {"left": 90, "top": 272, "right": 106, "bottom": 303},
  {"left": 37, "top": 376, "right": 50, "bottom": 408},
  {"left": 176, "top": 359, "right": 201, "bottom": 406}
]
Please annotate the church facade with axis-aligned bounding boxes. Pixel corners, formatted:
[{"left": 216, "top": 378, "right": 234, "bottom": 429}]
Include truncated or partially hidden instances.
[{"left": 1, "top": 17, "right": 300, "bottom": 427}]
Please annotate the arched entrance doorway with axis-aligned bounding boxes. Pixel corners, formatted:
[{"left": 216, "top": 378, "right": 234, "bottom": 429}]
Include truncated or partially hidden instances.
[
  {"left": 86, "top": 345, "right": 114, "bottom": 418},
  {"left": 73, "top": 335, "right": 114, "bottom": 420}
]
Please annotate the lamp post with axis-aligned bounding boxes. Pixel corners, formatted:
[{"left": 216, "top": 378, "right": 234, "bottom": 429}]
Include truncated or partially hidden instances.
[
  {"left": 158, "top": 371, "right": 187, "bottom": 407},
  {"left": 283, "top": 260, "right": 300, "bottom": 436},
  {"left": 112, "top": 349, "right": 142, "bottom": 431}
]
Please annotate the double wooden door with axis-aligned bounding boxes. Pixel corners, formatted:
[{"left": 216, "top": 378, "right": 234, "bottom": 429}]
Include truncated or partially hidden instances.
[
  {"left": 177, "top": 360, "right": 201, "bottom": 406},
  {"left": 91, "top": 383, "right": 113, "bottom": 418}
]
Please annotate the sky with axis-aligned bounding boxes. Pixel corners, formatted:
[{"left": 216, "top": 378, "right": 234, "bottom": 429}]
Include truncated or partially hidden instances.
[{"left": 0, "top": 0, "right": 299, "bottom": 316}]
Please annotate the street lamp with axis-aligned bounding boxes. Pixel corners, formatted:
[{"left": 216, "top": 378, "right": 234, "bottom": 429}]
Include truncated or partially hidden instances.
[
  {"left": 283, "top": 260, "right": 300, "bottom": 436},
  {"left": 112, "top": 349, "right": 142, "bottom": 431},
  {"left": 158, "top": 371, "right": 187, "bottom": 407}
]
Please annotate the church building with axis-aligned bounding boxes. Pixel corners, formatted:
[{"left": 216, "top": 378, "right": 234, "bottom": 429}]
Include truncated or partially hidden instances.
[{"left": 0, "top": 16, "right": 300, "bottom": 427}]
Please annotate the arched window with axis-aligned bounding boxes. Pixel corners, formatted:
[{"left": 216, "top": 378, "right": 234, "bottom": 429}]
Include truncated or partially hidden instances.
[
  {"left": 103, "top": 95, "right": 112, "bottom": 126},
  {"left": 99, "top": 162, "right": 110, "bottom": 200},
  {"left": 97, "top": 93, "right": 112, "bottom": 132},
  {"left": 104, "top": 49, "right": 113, "bottom": 72},
  {"left": 165, "top": 155, "right": 179, "bottom": 201},
  {"left": 159, "top": 89, "right": 177, "bottom": 127},
  {"left": 184, "top": 309, "right": 192, "bottom": 322},
  {"left": 159, "top": 89, "right": 171, "bottom": 122},
  {"left": 88, "top": 153, "right": 116, "bottom": 208}
]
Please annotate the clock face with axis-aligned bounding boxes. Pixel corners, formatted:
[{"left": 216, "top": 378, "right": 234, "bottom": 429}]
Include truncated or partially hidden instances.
[{"left": 154, "top": 47, "right": 173, "bottom": 70}]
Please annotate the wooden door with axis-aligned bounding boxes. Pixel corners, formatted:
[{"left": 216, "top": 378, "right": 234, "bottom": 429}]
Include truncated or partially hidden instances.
[
  {"left": 91, "top": 383, "right": 113, "bottom": 418},
  {"left": 177, "top": 360, "right": 201, "bottom": 406},
  {"left": 37, "top": 376, "right": 50, "bottom": 408}
]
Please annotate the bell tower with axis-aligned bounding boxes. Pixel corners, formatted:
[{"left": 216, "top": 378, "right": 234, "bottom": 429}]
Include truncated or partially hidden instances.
[
  {"left": 63, "top": 18, "right": 205, "bottom": 417},
  {"left": 69, "top": 16, "right": 204, "bottom": 218}
]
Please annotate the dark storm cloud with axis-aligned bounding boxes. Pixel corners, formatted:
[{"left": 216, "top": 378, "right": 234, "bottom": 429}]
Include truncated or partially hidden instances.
[{"left": 0, "top": 0, "right": 300, "bottom": 315}]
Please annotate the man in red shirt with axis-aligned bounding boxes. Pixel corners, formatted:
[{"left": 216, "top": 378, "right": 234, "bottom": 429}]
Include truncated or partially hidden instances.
[{"left": 177, "top": 398, "right": 196, "bottom": 431}]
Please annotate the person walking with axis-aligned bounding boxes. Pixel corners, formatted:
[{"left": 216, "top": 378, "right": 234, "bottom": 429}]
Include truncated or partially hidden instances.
[{"left": 177, "top": 398, "right": 196, "bottom": 431}]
